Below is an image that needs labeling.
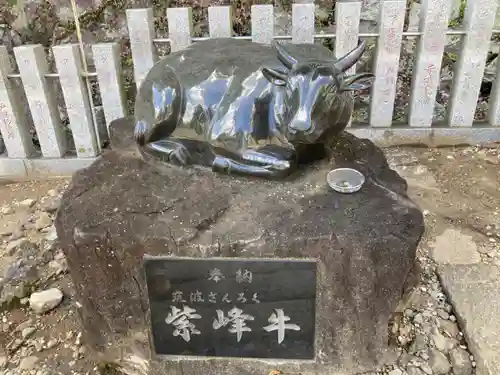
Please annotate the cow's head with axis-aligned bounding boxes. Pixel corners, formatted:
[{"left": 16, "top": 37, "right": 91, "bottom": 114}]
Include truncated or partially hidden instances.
[{"left": 262, "top": 40, "right": 374, "bottom": 143}]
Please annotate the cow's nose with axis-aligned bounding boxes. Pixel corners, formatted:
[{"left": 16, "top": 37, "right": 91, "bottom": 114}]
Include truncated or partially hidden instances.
[
  {"left": 289, "top": 108, "right": 312, "bottom": 134},
  {"left": 289, "top": 120, "right": 311, "bottom": 133}
]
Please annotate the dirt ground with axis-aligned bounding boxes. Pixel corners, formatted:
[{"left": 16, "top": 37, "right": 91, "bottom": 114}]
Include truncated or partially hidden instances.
[
  {"left": 0, "top": 178, "right": 102, "bottom": 375},
  {"left": 0, "top": 143, "right": 499, "bottom": 375}
]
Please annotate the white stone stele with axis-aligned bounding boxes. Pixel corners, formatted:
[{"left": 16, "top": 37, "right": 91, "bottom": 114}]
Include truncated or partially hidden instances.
[
  {"left": 408, "top": 0, "right": 452, "bottom": 128},
  {"left": 369, "top": 0, "right": 406, "bottom": 128},
  {"left": 448, "top": 0, "right": 499, "bottom": 127},
  {"left": 208, "top": 6, "right": 233, "bottom": 38},
  {"left": 335, "top": 2, "right": 361, "bottom": 77},
  {"left": 0, "top": 46, "right": 35, "bottom": 158},
  {"left": 490, "top": 56, "right": 500, "bottom": 127},
  {"left": 14, "top": 44, "right": 67, "bottom": 158},
  {"left": 126, "top": 8, "right": 156, "bottom": 89},
  {"left": 53, "top": 44, "right": 99, "bottom": 158},
  {"left": 334, "top": 1, "right": 362, "bottom": 128},
  {"left": 291, "top": 3, "right": 315, "bottom": 44},
  {"left": 92, "top": 43, "right": 127, "bottom": 130},
  {"left": 251, "top": 5, "right": 274, "bottom": 45},
  {"left": 167, "top": 7, "right": 194, "bottom": 53},
  {"left": 2, "top": 3, "right": 500, "bottom": 180}
]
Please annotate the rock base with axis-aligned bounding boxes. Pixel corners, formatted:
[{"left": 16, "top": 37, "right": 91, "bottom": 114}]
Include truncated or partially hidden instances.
[{"left": 55, "top": 118, "right": 424, "bottom": 375}]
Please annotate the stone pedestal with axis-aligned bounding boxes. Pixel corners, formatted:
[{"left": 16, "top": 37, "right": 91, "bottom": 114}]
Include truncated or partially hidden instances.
[{"left": 54, "top": 118, "right": 424, "bottom": 375}]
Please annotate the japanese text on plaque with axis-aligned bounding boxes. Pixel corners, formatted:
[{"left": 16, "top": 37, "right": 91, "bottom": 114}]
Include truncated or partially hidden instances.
[{"left": 165, "top": 268, "right": 301, "bottom": 344}]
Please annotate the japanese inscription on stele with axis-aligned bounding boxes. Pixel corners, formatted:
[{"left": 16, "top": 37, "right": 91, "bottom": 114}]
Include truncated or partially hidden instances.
[{"left": 143, "top": 256, "right": 317, "bottom": 359}]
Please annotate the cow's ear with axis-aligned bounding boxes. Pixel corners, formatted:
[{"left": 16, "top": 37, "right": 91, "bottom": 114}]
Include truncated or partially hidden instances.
[
  {"left": 262, "top": 67, "right": 288, "bottom": 86},
  {"left": 341, "top": 72, "right": 374, "bottom": 91}
]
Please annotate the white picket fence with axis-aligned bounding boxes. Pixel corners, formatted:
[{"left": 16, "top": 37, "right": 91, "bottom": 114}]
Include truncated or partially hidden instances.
[{"left": 0, "top": 0, "right": 499, "bottom": 179}]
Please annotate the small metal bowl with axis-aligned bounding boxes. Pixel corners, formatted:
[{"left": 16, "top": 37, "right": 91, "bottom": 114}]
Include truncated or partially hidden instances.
[{"left": 327, "top": 168, "right": 365, "bottom": 194}]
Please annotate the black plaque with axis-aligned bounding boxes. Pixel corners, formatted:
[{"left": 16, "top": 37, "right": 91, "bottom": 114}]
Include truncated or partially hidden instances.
[{"left": 144, "top": 256, "right": 317, "bottom": 359}]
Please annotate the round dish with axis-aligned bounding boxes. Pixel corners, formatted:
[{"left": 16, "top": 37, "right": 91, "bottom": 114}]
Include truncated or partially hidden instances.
[{"left": 326, "top": 168, "right": 365, "bottom": 193}]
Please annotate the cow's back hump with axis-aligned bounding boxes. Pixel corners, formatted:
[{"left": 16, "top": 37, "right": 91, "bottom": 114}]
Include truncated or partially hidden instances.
[
  {"left": 134, "top": 39, "right": 338, "bottom": 144},
  {"left": 162, "top": 38, "right": 336, "bottom": 87}
]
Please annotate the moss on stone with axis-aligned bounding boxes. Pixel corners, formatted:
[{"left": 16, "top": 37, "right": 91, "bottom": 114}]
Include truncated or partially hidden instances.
[{"left": 448, "top": 0, "right": 466, "bottom": 28}]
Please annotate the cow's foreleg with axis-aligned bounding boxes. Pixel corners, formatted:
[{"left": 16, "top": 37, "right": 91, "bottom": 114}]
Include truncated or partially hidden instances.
[
  {"left": 145, "top": 139, "right": 192, "bottom": 165},
  {"left": 212, "top": 156, "right": 290, "bottom": 178},
  {"left": 211, "top": 144, "right": 297, "bottom": 179}
]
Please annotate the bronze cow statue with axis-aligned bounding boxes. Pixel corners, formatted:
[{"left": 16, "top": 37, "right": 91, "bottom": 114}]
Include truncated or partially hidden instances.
[{"left": 134, "top": 38, "right": 373, "bottom": 178}]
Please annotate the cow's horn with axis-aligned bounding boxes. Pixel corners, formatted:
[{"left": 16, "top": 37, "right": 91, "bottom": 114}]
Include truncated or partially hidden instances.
[
  {"left": 333, "top": 39, "right": 366, "bottom": 72},
  {"left": 272, "top": 40, "right": 297, "bottom": 69}
]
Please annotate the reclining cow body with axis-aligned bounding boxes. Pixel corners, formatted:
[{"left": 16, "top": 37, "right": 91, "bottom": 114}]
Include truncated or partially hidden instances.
[{"left": 134, "top": 38, "right": 373, "bottom": 178}]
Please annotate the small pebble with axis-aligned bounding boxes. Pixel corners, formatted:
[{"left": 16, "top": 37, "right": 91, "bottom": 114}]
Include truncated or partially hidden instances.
[
  {"left": 437, "top": 309, "right": 449, "bottom": 320},
  {"left": 1, "top": 206, "right": 14, "bottom": 215},
  {"left": 21, "top": 326, "right": 36, "bottom": 339},
  {"left": 19, "top": 199, "right": 36, "bottom": 208},
  {"left": 18, "top": 356, "right": 39, "bottom": 370},
  {"left": 0, "top": 356, "right": 7, "bottom": 369},
  {"left": 420, "top": 352, "right": 429, "bottom": 361},
  {"left": 46, "top": 339, "right": 58, "bottom": 349},
  {"left": 29, "top": 288, "right": 64, "bottom": 314},
  {"left": 35, "top": 213, "right": 53, "bottom": 231},
  {"left": 419, "top": 362, "right": 433, "bottom": 375},
  {"left": 404, "top": 309, "right": 415, "bottom": 318},
  {"left": 413, "top": 313, "right": 423, "bottom": 325}
]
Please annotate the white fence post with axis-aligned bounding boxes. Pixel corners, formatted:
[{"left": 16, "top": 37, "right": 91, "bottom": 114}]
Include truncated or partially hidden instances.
[
  {"left": 208, "top": 6, "right": 232, "bottom": 38},
  {"left": 3, "top": 3, "right": 500, "bottom": 179},
  {"left": 489, "top": 58, "right": 500, "bottom": 127},
  {"left": 0, "top": 46, "right": 35, "bottom": 158},
  {"left": 251, "top": 5, "right": 274, "bottom": 44},
  {"left": 53, "top": 44, "right": 99, "bottom": 158},
  {"left": 334, "top": 2, "right": 361, "bottom": 76},
  {"left": 14, "top": 44, "right": 67, "bottom": 158},
  {"left": 335, "top": 2, "right": 362, "bottom": 127},
  {"left": 292, "top": 3, "right": 315, "bottom": 44},
  {"left": 126, "top": 8, "right": 156, "bottom": 90},
  {"left": 167, "top": 7, "right": 193, "bottom": 53},
  {"left": 92, "top": 43, "right": 127, "bottom": 130},
  {"left": 369, "top": 0, "right": 406, "bottom": 128},
  {"left": 408, "top": 0, "right": 451, "bottom": 128},
  {"left": 448, "top": 0, "right": 498, "bottom": 127}
]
